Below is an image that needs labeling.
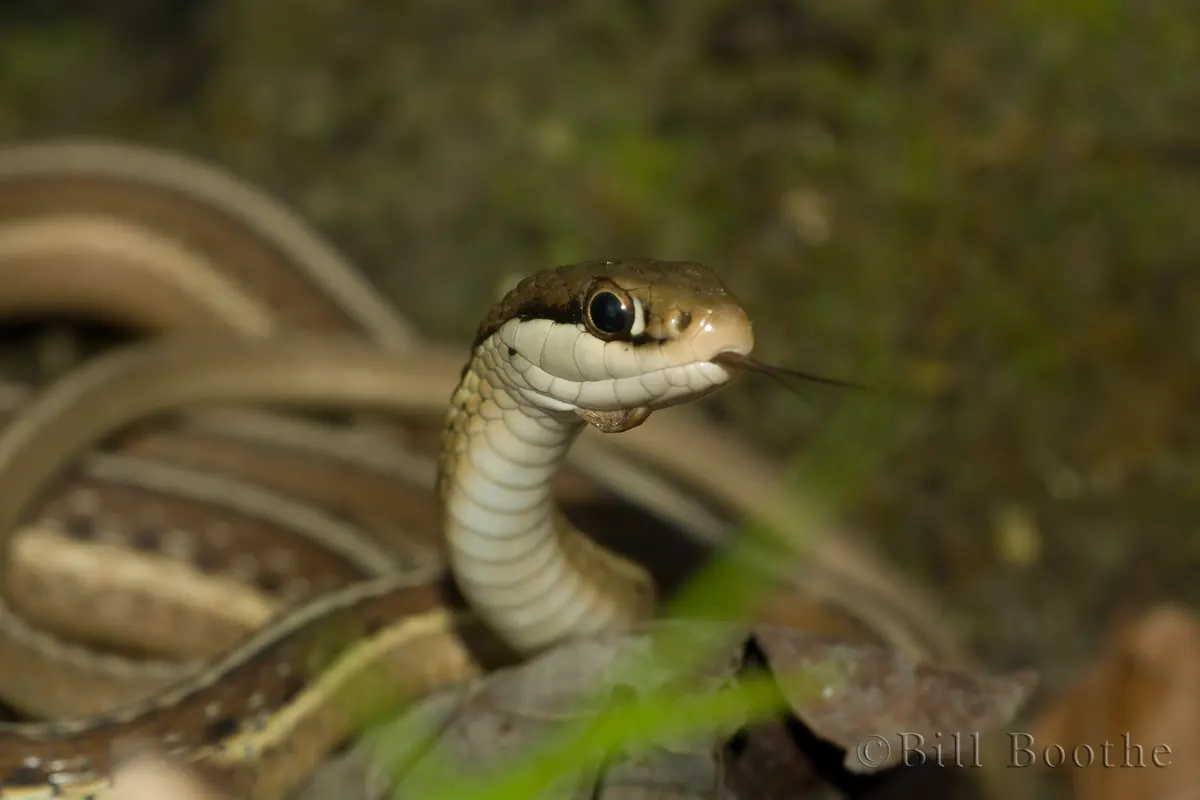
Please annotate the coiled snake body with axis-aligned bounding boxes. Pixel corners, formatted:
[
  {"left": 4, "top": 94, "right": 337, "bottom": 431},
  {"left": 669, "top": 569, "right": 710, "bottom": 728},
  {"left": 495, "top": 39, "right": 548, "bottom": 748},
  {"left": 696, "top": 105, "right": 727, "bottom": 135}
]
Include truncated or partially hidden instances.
[{"left": 0, "top": 259, "right": 757, "bottom": 799}]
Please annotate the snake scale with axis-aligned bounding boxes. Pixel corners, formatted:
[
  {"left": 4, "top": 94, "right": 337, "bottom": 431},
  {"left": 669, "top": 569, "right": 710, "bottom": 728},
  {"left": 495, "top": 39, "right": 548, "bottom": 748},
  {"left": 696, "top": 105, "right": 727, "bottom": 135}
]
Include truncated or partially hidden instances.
[{"left": 0, "top": 140, "right": 962, "bottom": 799}]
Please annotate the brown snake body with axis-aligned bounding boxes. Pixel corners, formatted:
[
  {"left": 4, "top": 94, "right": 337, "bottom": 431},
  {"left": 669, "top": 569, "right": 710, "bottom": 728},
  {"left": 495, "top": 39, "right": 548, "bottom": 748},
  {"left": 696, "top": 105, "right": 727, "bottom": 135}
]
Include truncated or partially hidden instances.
[
  {"left": 0, "top": 139, "right": 412, "bottom": 341},
  {"left": 0, "top": 138, "right": 446, "bottom": 723},
  {"left": 0, "top": 142, "right": 963, "bottom": 799}
]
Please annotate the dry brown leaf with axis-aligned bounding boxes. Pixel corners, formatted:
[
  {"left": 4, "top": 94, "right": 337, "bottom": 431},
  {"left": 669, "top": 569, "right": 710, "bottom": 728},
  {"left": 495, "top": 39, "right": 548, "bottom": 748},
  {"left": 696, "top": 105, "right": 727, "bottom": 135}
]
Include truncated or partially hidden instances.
[
  {"left": 750, "top": 627, "right": 1037, "bottom": 772},
  {"left": 718, "top": 628, "right": 1036, "bottom": 799},
  {"left": 1033, "top": 604, "right": 1200, "bottom": 800}
]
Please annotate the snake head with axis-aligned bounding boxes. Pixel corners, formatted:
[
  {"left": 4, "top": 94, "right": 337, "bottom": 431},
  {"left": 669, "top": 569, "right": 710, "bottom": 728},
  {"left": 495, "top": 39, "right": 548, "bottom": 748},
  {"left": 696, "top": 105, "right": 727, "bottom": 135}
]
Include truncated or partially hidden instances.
[{"left": 474, "top": 259, "right": 755, "bottom": 430}]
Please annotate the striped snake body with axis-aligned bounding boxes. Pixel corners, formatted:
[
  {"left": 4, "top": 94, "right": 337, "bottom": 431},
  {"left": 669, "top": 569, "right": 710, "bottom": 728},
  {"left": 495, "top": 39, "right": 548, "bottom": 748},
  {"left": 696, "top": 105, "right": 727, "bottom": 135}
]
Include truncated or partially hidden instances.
[
  {"left": 0, "top": 138, "right": 446, "bottom": 723},
  {"left": 0, "top": 139, "right": 964, "bottom": 799},
  {"left": 0, "top": 260, "right": 757, "bottom": 798},
  {"left": 0, "top": 138, "right": 412, "bottom": 341}
]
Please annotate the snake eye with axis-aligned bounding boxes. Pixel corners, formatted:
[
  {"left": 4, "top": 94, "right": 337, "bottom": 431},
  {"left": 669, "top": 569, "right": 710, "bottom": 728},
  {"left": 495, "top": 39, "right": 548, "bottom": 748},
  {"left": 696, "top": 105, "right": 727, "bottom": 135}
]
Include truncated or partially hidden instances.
[{"left": 585, "top": 287, "right": 639, "bottom": 339}]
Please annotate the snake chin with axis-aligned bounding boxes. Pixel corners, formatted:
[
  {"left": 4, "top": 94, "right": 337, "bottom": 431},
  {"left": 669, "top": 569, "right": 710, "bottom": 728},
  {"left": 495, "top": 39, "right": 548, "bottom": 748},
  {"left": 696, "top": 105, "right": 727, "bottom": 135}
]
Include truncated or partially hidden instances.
[{"left": 574, "top": 405, "right": 653, "bottom": 433}]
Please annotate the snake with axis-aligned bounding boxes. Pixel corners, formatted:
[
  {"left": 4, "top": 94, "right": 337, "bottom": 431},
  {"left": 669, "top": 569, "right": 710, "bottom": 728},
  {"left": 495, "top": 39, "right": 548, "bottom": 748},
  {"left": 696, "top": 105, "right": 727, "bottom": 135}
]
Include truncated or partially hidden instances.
[
  {"left": 0, "top": 137, "right": 449, "bottom": 718},
  {"left": 0, "top": 137, "right": 413, "bottom": 342},
  {"left": 0, "top": 141, "right": 965, "bottom": 797},
  {"left": 0, "top": 257, "right": 823, "bottom": 799},
  {"left": 0, "top": 137, "right": 960, "bottom": 673},
  {"left": 0, "top": 140, "right": 743, "bottom": 691}
]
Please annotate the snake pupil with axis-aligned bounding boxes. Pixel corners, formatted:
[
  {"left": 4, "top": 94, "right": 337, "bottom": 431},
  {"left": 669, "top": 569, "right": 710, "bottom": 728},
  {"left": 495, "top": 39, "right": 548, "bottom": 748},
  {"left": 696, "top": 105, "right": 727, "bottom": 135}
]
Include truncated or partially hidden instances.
[{"left": 587, "top": 290, "right": 633, "bottom": 337}]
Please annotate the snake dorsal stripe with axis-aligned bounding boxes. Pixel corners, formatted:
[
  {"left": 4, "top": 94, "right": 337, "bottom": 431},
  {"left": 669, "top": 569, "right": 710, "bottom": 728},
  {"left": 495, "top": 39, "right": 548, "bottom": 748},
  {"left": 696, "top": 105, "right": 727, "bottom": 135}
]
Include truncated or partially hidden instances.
[{"left": 0, "top": 139, "right": 414, "bottom": 344}]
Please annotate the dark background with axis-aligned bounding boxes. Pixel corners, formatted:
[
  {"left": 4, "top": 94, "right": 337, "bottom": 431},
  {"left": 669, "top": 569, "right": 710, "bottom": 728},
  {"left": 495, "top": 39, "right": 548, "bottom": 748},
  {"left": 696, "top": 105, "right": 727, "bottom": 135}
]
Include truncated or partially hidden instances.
[{"left": 2, "top": 0, "right": 1196, "bottom": 734}]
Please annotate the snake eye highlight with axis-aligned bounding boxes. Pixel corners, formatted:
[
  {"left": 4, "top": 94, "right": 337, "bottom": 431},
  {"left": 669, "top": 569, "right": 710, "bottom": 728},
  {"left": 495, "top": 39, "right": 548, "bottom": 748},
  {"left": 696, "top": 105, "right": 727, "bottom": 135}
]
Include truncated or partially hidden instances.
[{"left": 585, "top": 286, "right": 644, "bottom": 340}]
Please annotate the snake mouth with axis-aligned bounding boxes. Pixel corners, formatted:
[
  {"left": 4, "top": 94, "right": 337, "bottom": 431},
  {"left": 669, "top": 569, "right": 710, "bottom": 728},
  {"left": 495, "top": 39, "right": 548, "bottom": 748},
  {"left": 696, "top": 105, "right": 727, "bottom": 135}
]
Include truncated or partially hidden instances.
[{"left": 711, "top": 351, "right": 866, "bottom": 392}]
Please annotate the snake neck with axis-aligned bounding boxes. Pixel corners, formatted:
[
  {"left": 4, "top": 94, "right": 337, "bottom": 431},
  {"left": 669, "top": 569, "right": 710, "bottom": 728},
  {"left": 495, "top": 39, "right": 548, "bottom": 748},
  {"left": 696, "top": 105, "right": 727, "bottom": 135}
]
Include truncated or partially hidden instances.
[{"left": 437, "top": 357, "right": 654, "bottom": 652}]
